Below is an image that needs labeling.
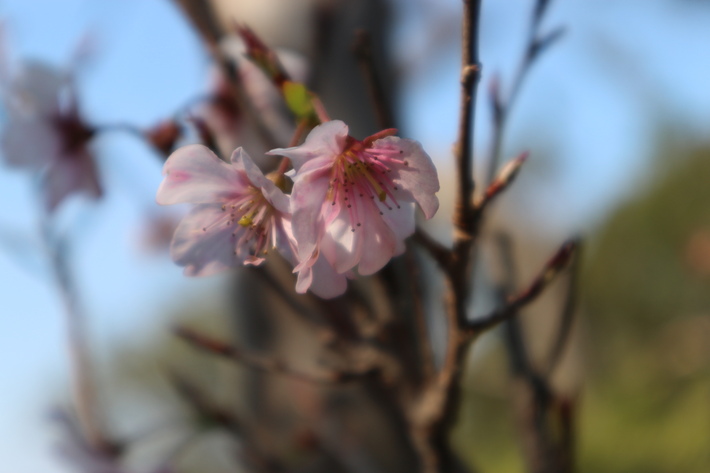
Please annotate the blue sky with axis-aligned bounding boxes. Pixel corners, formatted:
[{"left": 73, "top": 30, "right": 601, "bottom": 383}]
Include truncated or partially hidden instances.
[{"left": 1, "top": 1, "right": 710, "bottom": 472}]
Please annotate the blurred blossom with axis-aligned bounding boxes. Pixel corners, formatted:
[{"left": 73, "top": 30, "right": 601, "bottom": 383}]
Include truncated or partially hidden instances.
[
  {"left": 0, "top": 60, "right": 101, "bottom": 212},
  {"left": 194, "top": 36, "right": 308, "bottom": 158}
]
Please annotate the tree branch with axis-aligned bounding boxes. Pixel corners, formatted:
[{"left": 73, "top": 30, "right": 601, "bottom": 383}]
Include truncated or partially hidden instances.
[
  {"left": 545, "top": 239, "right": 582, "bottom": 375},
  {"left": 174, "top": 326, "right": 372, "bottom": 384},
  {"left": 484, "top": 0, "right": 564, "bottom": 187},
  {"left": 466, "top": 238, "right": 578, "bottom": 336}
]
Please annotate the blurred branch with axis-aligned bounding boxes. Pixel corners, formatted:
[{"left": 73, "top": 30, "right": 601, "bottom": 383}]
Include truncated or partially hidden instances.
[
  {"left": 352, "top": 29, "right": 396, "bottom": 130},
  {"left": 170, "top": 372, "right": 284, "bottom": 473},
  {"left": 474, "top": 151, "right": 528, "bottom": 214},
  {"left": 405, "top": 249, "right": 436, "bottom": 383},
  {"left": 484, "top": 0, "right": 564, "bottom": 187},
  {"left": 413, "top": 227, "right": 451, "bottom": 270},
  {"left": 174, "top": 325, "right": 374, "bottom": 383},
  {"left": 492, "top": 232, "right": 576, "bottom": 473},
  {"left": 452, "top": 0, "right": 483, "bottom": 256},
  {"left": 410, "top": 2, "right": 484, "bottom": 472},
  {"left": 172, "top": 0, "right": 224, "bottom": 46},
  {"left": 170, "top": 371, "right": 244, "bottom": 433},
  {"left": 545, "top": 239, "right": 582, "bottom": 375},
  {"left": 43, "top": 222, "right": 113, "bottom": 455},
  {"left": 172, "top": 0, "right": 282, "bottom": 150},
  {"left": 466, "top": 238, "right": 578, "bottom": 335}
]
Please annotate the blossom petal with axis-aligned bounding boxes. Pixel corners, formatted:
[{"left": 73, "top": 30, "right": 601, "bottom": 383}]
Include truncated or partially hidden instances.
[
  {"left": 290, "top": 169, "right": 331, "bottom": 261},
  {"left": 44, "top": 148, "right": 102, "bottom": 211},
  {"left": 234, "top": 147, "right": 290, "bottom": 214},
  {"left": 268, "top": 120, "right": 348, "bottom": 171},
  {"left": 170, "top": 203, "right": 241, "bottom": 276},
  {"left": 376, "top": 136, "right": 439, "bottom": 219},
  {"left": 295, "top": 251, "right": 347, "bottom": 298},
  {"left": 357, "top": 204, "right": 397, "bottom": 275},
  {"left": 320, "top": 214, "right": 362, "bottom": 274},
  {"left": 381, "top": 201, "right": 415, "bottom": 256},
  {"left": 1, "top": 118, "right": 61, "bottom": 169},
  {"left": 12, "top": 62, "right": 65, "bottom": 115},
  {"left": 157, "top": 144, "right": 248, "bottom": 205}
]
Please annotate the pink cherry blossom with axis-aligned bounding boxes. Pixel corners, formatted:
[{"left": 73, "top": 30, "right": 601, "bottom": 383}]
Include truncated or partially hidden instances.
[
  {"left": 156, "top": 144, "right": 293, "bottom": 276},
  {"left": 270, "top": 120, "right": 439, "bottom": 297},
  {"left": 1, "top": 61, "right": 100, "bottom": 212}
]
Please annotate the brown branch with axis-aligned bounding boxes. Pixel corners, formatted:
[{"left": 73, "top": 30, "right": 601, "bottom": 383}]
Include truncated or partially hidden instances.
[
  {"left": 170, "top": 372, "right": 244, "bottom": 433},
  {"left": 170, "top": 373, "right": 284, "bottom": 473},
  {"left": 484, "top": 0, "right": 564, "bottom": 187},
  {"left": 174, "top": 325, "right": 371, "bottom": 384},
  {"left": 545, "top": 238, "right": 582, "bottom": 374},
  {"left": 466, "top": 238, "right": 578, "bottom": 336},
  {"left": 452, "top": 0, "right": 483, "bottom": 252},
  {"left": 492, "top": 231, "right": 576, "bottom": 473},
  {"left": 411, "top": 3, "right": 484, "bottom": 472},
  {"left": 413, "top": 227, "right": 452, "bottom": 270},
  {"left": 405, "top": 249, "right": 436, "bottom": 383},
  {"left": 475, "top": 151, "right": 528, "bottom": 214},
  {"left": 249, "top": 264, "right": 329, "bottom": 334},
  {"left": 173, "top": 0, "right": 282, "bottom": 150},
  {"left": 43, "top": 223, "right": 114, "bottom": 455}
]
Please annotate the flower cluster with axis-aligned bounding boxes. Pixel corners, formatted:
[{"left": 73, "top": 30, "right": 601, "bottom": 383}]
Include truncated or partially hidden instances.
[
  {"left": 1, "top": 62, "right": 100, "bottom": 212},
  {"left": 157, "top": 120, "right": 439, "bottom": 298}
]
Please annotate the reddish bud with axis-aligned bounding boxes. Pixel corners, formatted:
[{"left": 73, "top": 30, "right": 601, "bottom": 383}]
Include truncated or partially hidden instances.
[
  {"left": 235, "top": 24, "right": 289, "bottom": 86},
  {"left": 145, "top": 120, "right": 181, "bottom": 157}
]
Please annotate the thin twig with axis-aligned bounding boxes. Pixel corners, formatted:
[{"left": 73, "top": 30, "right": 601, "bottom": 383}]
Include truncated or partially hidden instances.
[
  {"left": 452, "top": 0, "right": 483, "bottom": 250},
  {"left": 405, "top": 248, "right": 436, "bottom": 383},
  {"left": 474, "top": 151, "right": 528, "bottom": 213},
  {"left": 413, "top": 2, "right": 483, "bottom": 472},
  {"left": 466, "top": 238, "right": 578, "bottom": 335},
  {"left": 484, "top": 0, "right": 564, "bottom": 187},
  {"left": 172, "top": 0, "right": 282, "bottom": 150},
  {"left": 174, "top": 325, "right": 371, "bottom": 384},
  {"left": 493, "top": 231, "right": 575, "bottom": 473},
  {"left": 170, "top": 372, "right": 284, "bottom": 473},
  {"left": 43, "top": 223, "right": 110, "bottom": 454},
  {"left": 413, "top": 227, "right": 451, "bottom": 270},
  {"left": 545, "top": 239, "right": 582, "bottom": 375}
]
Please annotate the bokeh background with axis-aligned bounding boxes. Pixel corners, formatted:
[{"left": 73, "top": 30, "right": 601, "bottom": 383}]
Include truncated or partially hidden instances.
[{"left": 0, "top": 0, "right": 709, "bottom": 472}]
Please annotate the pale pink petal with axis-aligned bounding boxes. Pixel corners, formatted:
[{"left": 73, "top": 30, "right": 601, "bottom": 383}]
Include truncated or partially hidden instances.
[
  {"left": 357, "top": 204, "right": 397, "bottom": 275},
  {"left": 381, "top": 201, "right": 415, "bottom": 256},
  {"left": 157, "top": 144, "right": 248, "bottom": 205},
  {"left": 321, "top": 213, "right": 362, "bottom": 274},
  {"left": 290, "top": 169, "right": 331, "bottom": 261},
  {"left": 1, "top": 118, "right": 60, "bottom": 168},
  {"left": 375, "top": 136, "right": 439, "bottom": 219},
  {"left": 273, "top": 216, "right": 298, "bottom": 265},
  {"left": 170, "top": 203, "right": 240, "bottom": 276},
  {"left": 44, "top": 149, "right": 102, "bottom": 212},
  {"left": 309, "top": 256, "right": 348, "bottom": 298},
  {"left": 268, "top": 120, "right": 348, "bottom": 171},
  {"left": 12, "top": 61, "right": 65, "bottom": 115},
  {"left": 296, "top": 251, "right": 347, "bottom": 298},
  {"left": 234, "top": 147, "right": 290, "bottom": 214}
]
